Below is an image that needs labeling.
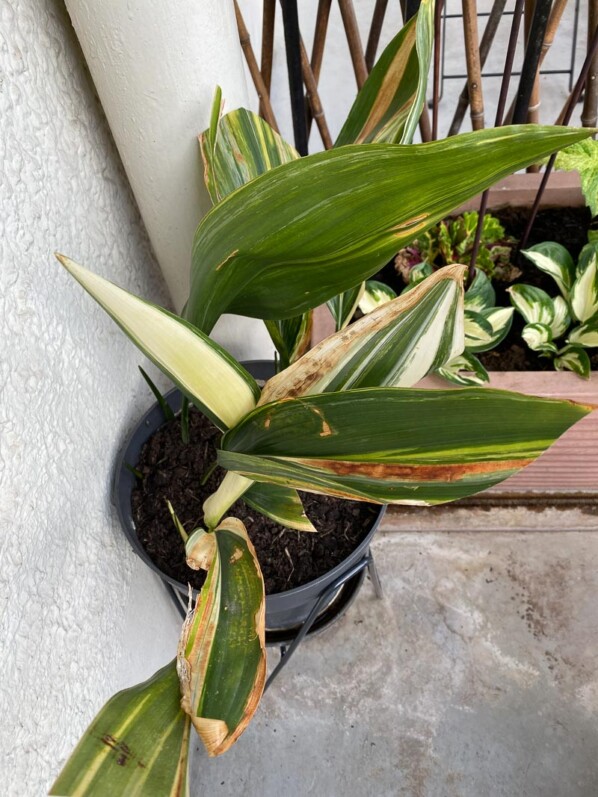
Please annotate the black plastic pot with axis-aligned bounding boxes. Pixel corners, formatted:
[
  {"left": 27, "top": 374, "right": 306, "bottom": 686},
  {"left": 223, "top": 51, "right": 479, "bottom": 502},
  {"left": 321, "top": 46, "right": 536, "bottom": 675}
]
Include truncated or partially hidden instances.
[{"left": 113, "top": 361, "right": 385, "bottom": 632}]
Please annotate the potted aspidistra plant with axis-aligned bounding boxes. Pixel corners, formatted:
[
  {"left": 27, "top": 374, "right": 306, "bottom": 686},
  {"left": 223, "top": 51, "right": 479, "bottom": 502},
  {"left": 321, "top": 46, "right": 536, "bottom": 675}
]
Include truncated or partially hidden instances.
[{"left": 49, "top": 6, "right": 596, "bottom": 796}]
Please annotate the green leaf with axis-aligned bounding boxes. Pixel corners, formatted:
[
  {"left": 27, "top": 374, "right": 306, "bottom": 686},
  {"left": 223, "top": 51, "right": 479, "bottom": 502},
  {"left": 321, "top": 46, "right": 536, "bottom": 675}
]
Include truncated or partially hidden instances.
[
  {"left": 50, "top": 661, "right": 190, "bottom": 797},
  {"left": 436, "top": 351, "right": 489, "bottom": 386},
  {"left": 508, "top": 283, "right": 555, "bottom": 326},
  {"left": 138, "top": 366, "right": 175, "bottom": 422},
  {"left": 464, "top": 268, "right": 496, "bottom": 311},
  {"left": 568, "top": 314, "right": 598, "bottom": 347},
  {"left": 219, "top": 387, "right": 592, "bottom": 505},
  {"left": 200, "top": 104, "right": 299, "bottom": 205},
  {"left": 244, "top": 482, "right": 315, "bottom": 532},
  {"left": 265, "top": 312, "right": 313, "bottom": 369},
  {"left": 335, "top": 0, "right": 433, "bottom": 146},
  {"left": 327, "top": 283, "right": 365, "bottom": 332},
  {"left": 571, "top": 251, "right": 598, "bottom": 323},
  {"left": 56, "top": 255, "right": 259, "bottom": 430},
  {"left": 187, "top": 125, "right": 593, "bottom": 333},
  {"left": 554, "top": 139, "right": 598, "bottom": 216},
  {"left": 555, "top": 345, "right": 592, "bottom": 378},
  {"left": 259, "top": 265, "right": 465, "bottom": 403},
  {"left": 402, "top": 262, "right": 434, "bottom": 293},
  {"left": 358, "top": 280, "right": 397, "bottom": 314},
  {"left": 521, "top": 242, "right": 575, "bottom": 299},
  {"left": 178, "top": 517, "right": 265, "bottom": 757},
  {"left": 522, "top": 322, "right": 558, "bottom": 354}
]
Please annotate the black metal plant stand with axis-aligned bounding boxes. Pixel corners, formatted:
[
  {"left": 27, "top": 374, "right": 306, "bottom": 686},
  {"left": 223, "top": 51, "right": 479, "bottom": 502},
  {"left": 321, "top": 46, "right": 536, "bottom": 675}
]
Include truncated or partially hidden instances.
[{"left": 165, "top": 549, "right": 384, "bottom": 690}]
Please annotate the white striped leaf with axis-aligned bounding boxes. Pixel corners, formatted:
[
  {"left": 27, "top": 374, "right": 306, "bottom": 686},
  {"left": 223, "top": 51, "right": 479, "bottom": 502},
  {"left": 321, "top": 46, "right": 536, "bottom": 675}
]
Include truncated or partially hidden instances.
[
  {"left": 327, "top": 283, "right": 365, "bottom": 332},
  {"left": 358, "top": 280, "right": 397, "bottom": 314},
  {"left": 187, "top": 126, "right": 592, "bottom": 333},
  {"left": 551, "top": 295, "right": 571, "bottom": 339},
  {"left": 555, "top": 345, "right": 591, "bottom": 378},
  {"left": 219, "top": 388, "right": 592, "bottom": 505},
  {"left": 50, "top": 661, "right": 190, "bottom": 797},
  {"left": 436, "top": 351, "right": 489, "bottom": 386},
  {"left": 464, "top": 268, "right": 496, "bottom": 311},
  {"left": 178, "top": 517, "right": 266, "bottom": 757},
  {"left": 480, "top": 306, "right": 515, "bottom": 348},
  {"left": 521, "top": 242, "right": 576, "bottom": 299},
  {"left": 335, "top": 0, "right": 433, "bottom": 146},
  {"left": 571, "top": 252, "right": 598, "bottom": 323},
  {"left": 56, "top": 255, "right": 259, "bottom": 430},
  {"left": 259, "top": 265, "right": 465, "bottom": 405},
  {"left": 464, "top": 310, "right": 494, "bottom": 351},
  {"left": 568, "top": 314, "right": 598, "bottom": 348},
  {"left": 522, "top": 322, "right": 558, "bottom": 354},
  {"left": 577, "top": 240, "right": 598, "bottom": 275},
  {"left": 508, "top": 284, "right": 555, "bottom": 326}
]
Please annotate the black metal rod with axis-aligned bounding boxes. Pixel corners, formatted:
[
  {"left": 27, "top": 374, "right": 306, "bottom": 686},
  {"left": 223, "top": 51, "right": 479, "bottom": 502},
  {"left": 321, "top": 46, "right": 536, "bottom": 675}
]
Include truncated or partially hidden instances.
[
  {"left": 520, "top": 23, "right": 598, "bottom": 250},
  {"left": 468, "top": 0, "right": 525, "bottom": 282},
  {"left": 432, "top": 0, "right": 445, "bottom": 139},
  {"left": 280, "top": 0, "right": 309, "bottom": 155},
  {"left": 511, "top": 0, "right": 553, "bottom": 124}
]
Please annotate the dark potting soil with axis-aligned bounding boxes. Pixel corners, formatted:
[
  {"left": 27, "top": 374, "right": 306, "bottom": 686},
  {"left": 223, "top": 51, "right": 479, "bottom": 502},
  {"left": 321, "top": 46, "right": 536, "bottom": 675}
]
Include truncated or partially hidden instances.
[
  {"left": 131, "top": 407, "right": 380, "bottom": 595},
  {"left": 371, "top": 205, "right": 597, "bottom": 371}
]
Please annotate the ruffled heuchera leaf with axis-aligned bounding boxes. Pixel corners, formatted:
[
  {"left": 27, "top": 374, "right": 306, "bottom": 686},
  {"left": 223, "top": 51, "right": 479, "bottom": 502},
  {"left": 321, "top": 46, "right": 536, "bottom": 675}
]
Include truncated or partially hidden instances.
[
  {"left": 178, "top": 517, "right": 266, "bottom": 757},
  {"left": 335, "top": 0, "right": 433, "bottom": 146},
  {"left": 56, "top": 255, "right": 259, "bottom": 430},
  {"left": 186, "top": 126, "right": 592, "bottom": 333},
  {"left": 219, "top": 388, "right": 593, "bottom": 505},
  {"left": 259, "top": 265, "right": 465, "bottom": 404},
  {"left": 50, "top": 661, "right": 191, "bottom": 797}
]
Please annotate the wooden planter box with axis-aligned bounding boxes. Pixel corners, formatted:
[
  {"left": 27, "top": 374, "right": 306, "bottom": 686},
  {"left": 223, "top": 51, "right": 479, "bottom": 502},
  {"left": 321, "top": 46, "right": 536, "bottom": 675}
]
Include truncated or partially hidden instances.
[{"left": 313, "top": 172, "right": 598, "bottom": 501}]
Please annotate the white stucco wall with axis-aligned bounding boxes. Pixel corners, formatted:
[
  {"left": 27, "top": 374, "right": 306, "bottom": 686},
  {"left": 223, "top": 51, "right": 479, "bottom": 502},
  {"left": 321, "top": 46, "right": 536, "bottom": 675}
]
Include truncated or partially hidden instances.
[{"left": 0, "top": 0, "right": 223, "bottom": 793}]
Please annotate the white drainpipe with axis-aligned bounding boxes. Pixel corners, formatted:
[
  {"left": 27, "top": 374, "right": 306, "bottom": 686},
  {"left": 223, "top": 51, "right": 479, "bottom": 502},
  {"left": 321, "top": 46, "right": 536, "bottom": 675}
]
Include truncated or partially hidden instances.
[{"left": 64, "top": 0, "right": 274, "bottom": 358}]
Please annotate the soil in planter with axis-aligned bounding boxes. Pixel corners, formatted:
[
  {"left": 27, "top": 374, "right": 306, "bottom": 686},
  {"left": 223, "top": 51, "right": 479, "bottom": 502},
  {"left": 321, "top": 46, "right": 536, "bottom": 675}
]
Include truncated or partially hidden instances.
[
  {"left": 370, "top": 206, "right": 598, "bottom": 371},
  {"left": 131, "top": 407, "right": 380, "bottom": 595}
]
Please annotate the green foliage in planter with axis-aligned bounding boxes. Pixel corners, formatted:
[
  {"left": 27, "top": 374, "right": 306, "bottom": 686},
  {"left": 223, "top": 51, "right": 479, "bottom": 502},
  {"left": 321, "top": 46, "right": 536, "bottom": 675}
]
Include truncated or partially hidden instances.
[
  {"left": 50, "top": 6, "right": 596, "bottom": 794},
  {"left": 509, "top": 240, "right": 598, "bottom": 378},
  {"left": 554, "top": 138, "right": 598, "bottom": 219}
]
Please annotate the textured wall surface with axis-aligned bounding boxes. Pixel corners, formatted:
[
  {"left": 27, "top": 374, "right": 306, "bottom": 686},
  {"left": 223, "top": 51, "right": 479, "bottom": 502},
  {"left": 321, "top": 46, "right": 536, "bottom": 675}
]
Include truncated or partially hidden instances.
[{"left": 0, "top": 1, "right": 183, "bottom": 793}]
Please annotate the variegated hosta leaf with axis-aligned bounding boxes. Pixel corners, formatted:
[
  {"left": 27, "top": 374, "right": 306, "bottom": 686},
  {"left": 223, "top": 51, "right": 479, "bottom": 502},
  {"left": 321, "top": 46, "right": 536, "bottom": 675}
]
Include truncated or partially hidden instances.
[
  {"left": 508, "top": 283, "right": 555, "bottom": 326},
  {"left": 244, "top": 482, "right": 315, "bottom": 532},
  {"left": 464, "top": 310, "right": 493, "bottom": 352},
  {"left": 335, "top": 0, "right": 433, "bottom": 146},
  {"left": 187, "top": 126, "right": 592, "bottom": 333},
  {"left": 265, "top": 312, "right": 313, "bottom": 369},
  {"left": 327, "top": 283, "right": 365, "bottom": 332},
  {"left": 521, "top": 242, "right": 576, "bottom": 299},
  {"left": 480, "top": 306, "right": 515, "bottom": 349},
  {"left": 56, "top": 255, "right": 258, "bottom": 430},
  {"left": 435, "top": 351, "right": 489, "bottom": 386},
  {"left": 551, "top": 295, "right": 571, "bottom": 339},
  {"left": 50, "top": 661, "right": 190, "bottom": 797},
  {"left": 178, "top": 517, "right": 266, "bottom": 757},
  {"left": 200, "top": 91, "right": 299, "bottom": 205},
  {"left": 568, "top": 314, "right": 598, "bottom": 347},
  {"left": 571, "top": 251, "right": 598, "bottom": 323},
  {"left": 464, "top": 268, "right": 496, "bottom": 312},
  {"left": 522, "top": 322, "right": 558, "bottom": 353},
  {"left": 555, "top": 345, "right": 592, "bottom": 378},
  {"left": 219, "top": 388, "right": 592, "bottom": 505},
  {"left": 259, "top": 265, "right": 465, "bottom": 404},
  {"left": 577, "top": 240, "right": 598, "bottom": 274},
  {"left": 358, "top": 280, "right": 397, "bottom": 314}
]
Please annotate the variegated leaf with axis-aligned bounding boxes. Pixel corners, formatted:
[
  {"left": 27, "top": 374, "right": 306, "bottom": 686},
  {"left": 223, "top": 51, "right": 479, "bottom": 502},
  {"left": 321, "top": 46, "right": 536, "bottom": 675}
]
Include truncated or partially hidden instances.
[
  {"left": 265, "top": 312, "right": 313, "bottom": 369},
  {"left": 200, "top": 92, "right": 299, "bottom": 205},
  {"left": 508, "top": 284, "right": 555, "bottom": 326},
  {"left": 219, "top": 388, "right": 592, "bottom": 505},
  {"left": 178, "top": 517, "right": 266, "bottom": 757},
  {"left": 358, "top": 280, "right": 397, "bottom": 314},
  {"left": 259, "top": 265, "right": 465, "bottom": 404},
  {"left": 551, "top": 295, "right": 571, "bottom": 339},
  {"left": 479, "top": 306, "right": 515, "bottom": 349},
  {"left": 464, "top": 268, "right": 496, "bottom": 311},
  {"left": 56, "top": 255, "right": 258, "bottom": 430},
  {"left": 244, "top": 482, "right": 315, "bottom": 532},
  {"left": 521, "top": 242, "right": 576, "bottom": 299},
  {"left": 464, "top": 310, "right": 494, "bottom": 351},
  {"left": 522, "top": 322, "right": 558, "bottom": 353},
  {"left": 327, "top": 283, "right": 365, "bottom": 332},
  {"left": 335, "top": 0, "right": 433, "bottom": 146},
  {"left": 555, "top": 345, "right": 591, "bottom": 378},
  {"left": 571, "top": 252, "right": 598, "bottom": 323},
  {"left": 568, "top": 314, "right": 598, "bottom": 348},
  {"left": 50, "top": 661, "right": 190, "bottom": 797},
  {"left": 187, "top": 126, "right": 592, "bottom": 333},
  {"left": 435, "top": 351, "right": 489, "bottom": 386}
]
